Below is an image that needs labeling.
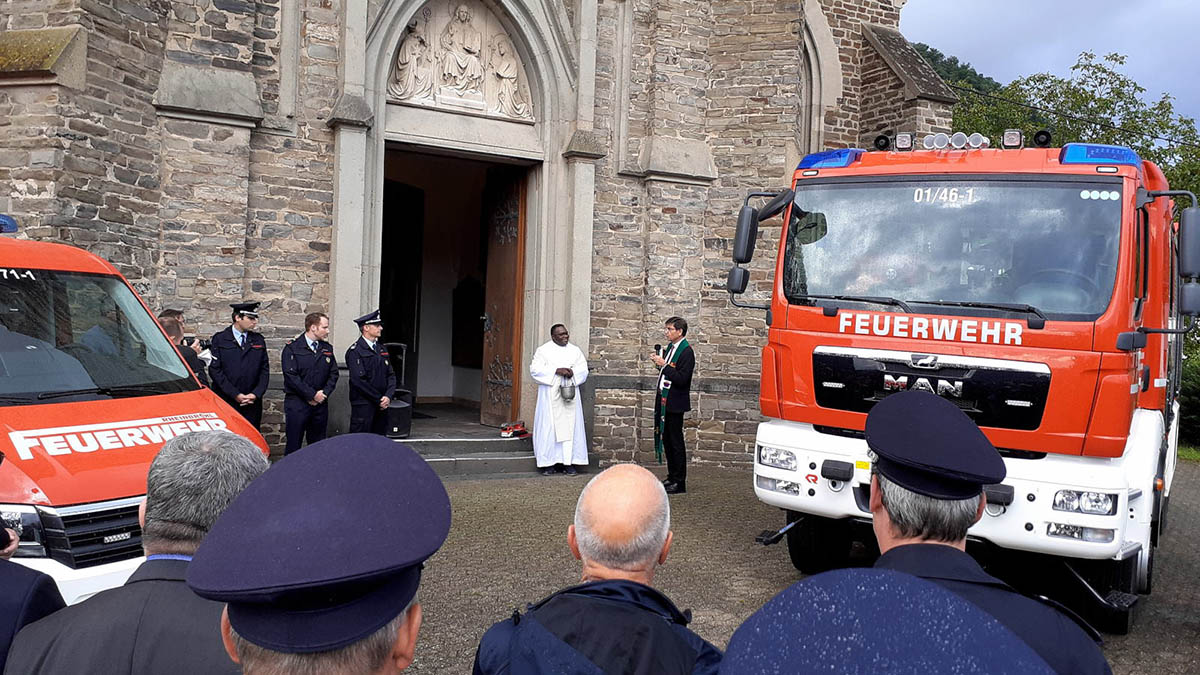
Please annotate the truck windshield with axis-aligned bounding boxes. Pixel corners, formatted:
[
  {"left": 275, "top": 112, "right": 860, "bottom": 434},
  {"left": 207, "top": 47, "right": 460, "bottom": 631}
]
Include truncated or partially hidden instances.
[
  {"left": 783, "top": 178, "right": 1123, "bottom": 321},
  {"left": 0, "top": 270, "right": 196, "bottom": 404}
]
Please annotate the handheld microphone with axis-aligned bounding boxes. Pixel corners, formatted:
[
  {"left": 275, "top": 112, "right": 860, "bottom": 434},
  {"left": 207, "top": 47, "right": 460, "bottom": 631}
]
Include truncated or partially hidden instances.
[{"left": 654, "top": 344, "right": 662, "bottom": 356}]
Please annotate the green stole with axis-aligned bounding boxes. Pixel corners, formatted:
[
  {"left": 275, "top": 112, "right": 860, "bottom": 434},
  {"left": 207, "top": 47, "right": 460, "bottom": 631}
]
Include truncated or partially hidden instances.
[{"left": 654, "top": 338, "right": 689, "bottom": 464}]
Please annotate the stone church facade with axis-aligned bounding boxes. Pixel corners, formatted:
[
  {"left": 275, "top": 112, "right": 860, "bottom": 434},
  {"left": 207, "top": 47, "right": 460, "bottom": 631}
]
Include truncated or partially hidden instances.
[{"left": 0, "top": 0, "right": 952, "bottom": 460}]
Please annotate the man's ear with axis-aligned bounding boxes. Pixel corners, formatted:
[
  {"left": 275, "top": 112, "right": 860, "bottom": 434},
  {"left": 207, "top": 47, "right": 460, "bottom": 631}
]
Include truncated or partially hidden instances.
[
  {"left": 974, "top": 493, "right": 987, "bottom": 525},
  {"left": 388, "top": 603, "right": 423, "bottom": 672},
  {"left": 657, "top": 530, "right": 673, "bottom": 565},
  {"left": 220, "top": 606, "right": 240, "bottom": 665},
  {"left": 868, "top": 474, "right": 883, "bottom": 514},
  {"left": 138, "top": 498, "right": 147, "bottom": 529},
  {"left": 567, "top": 524, "right": 582, "bottom": 561}
]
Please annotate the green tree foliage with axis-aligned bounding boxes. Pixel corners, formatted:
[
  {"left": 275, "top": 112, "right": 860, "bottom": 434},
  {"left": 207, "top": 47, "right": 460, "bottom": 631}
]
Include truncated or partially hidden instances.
[
  {"left": 1179, "top": 355, "right": 1200, "bottom": 445},
  {"left": 912, "top": 43, "right": 1001, "bottom": 93},
  {"left": 948, "top": 52, "right": 1200, "bottom": 203}
]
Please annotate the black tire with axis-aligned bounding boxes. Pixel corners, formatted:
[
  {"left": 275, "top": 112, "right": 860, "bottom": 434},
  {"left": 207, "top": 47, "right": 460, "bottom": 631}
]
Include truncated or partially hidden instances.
[{"left": 785, "top": 511, "right": 852, "bottom": 574}]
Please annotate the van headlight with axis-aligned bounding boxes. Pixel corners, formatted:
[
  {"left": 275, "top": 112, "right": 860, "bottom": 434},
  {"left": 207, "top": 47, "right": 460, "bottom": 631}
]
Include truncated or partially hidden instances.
[
  {"left": 758, "top": 445, "right": 797, "bottom": 471},
  {"left": 1, "top": 505, "right": 47, "bottom": 557},
  {"left": 1052, "top": 490, "right": 1117, "bottom": 515}
]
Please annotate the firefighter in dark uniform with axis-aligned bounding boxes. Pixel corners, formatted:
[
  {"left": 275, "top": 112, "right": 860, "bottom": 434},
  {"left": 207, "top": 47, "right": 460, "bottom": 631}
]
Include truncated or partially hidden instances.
[
  {"left": 281, "top": 312, "right": 338, "bottom": 455},
  {"left": 866, "top": 391, "right": 1112, "bottom": 675},
  {"left": 345, "top": 310, "right": 395, "bottom": 435},
  {"left": 208, "top": 302, "right": 270, "bottom": 430}
]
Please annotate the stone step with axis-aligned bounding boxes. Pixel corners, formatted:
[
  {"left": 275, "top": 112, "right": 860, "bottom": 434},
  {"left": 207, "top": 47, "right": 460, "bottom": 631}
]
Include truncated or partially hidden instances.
[
  {"left": 420, "top": 450, "right": 539, "bottom": 477},
  {"left": 397, "top": 435, "right": 533, "bottom": 456}
]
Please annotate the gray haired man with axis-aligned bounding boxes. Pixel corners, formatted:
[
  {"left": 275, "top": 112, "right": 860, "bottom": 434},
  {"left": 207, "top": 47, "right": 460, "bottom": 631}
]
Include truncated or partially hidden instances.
[
  {"left": 472, "top": 464, "right": 722, "bottom": 674},
  {"left": 6, "top": 431, "right": 268, "bottom": 675}
]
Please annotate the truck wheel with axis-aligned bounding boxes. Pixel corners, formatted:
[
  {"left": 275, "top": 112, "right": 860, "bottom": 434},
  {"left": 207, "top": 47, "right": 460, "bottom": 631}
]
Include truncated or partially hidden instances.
[
  {"left": 1137, "top": 541, "right": 1155, "bottom": 595},
  {"left": 785, "top": 511, "right": 851, "bottom": 574}
]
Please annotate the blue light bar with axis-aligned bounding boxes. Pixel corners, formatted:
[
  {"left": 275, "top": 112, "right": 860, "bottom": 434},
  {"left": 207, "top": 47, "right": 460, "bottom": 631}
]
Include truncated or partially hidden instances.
[
  {"left": 798, "top": 148, "right": 865, "bottom": 169},
  {"left": 0, "top": 214, "right": 16, "bottom": 234},
  {"left": 1059, "top": 143, "right": 1141, "bottom": 167}
]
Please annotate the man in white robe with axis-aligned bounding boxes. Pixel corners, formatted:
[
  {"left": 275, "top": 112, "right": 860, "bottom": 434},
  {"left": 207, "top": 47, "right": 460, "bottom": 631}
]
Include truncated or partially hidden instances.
[{"left": 530, "top": 324, "right": 589, "bottom": 475}]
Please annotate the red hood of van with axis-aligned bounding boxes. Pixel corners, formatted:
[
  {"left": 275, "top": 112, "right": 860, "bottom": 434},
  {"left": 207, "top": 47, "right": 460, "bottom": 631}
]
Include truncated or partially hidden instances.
[{"left": 0, "top": 388, "right": 267, "bottom": 506}]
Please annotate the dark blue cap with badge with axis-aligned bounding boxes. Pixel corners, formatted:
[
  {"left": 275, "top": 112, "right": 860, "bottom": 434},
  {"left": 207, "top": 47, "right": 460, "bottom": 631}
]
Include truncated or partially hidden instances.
[
  {"left": 354, "top": 309, "right": 383, "bottom": 327},
  {"left": 720, "top": 568, "right": 1053, "bottom": 674},
  {"left": 865, "top": 390, "right": 1005, "bottom": 500},
  {"left": 186, "top": 434, "right": 451, "bottom": 654},
  {"left": 230, "top": 301, "right": 260, "bottom": 318}
]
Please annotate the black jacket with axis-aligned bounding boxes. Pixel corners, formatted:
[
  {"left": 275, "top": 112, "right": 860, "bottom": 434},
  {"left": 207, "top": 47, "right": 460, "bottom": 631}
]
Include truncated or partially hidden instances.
[
  {"left": 0, "top": 560, "right": 64, "bottom": 670},
  {"left": 207, "top": 326, "right": 269, "bottom": 402},
  {"left": 659, "top": 341, "right": 695, "bottom": 413},
  {"left": 345, "top": 337, "right": 396, "bottom": 405},
  {"left": 5, "top": 558, "right": 238, "bottom": 675},
  {"left": 281, "top": 336, "right": 338, "bottom": 402},
  {"left": 875, "top": 544, "right": 1110, "bottom": 675},
  {"left": 177, "top": 345, "right": 209, "bottom": 387},
  {"left": 473, "top": 579, "right": 721, "bottom": 675}
]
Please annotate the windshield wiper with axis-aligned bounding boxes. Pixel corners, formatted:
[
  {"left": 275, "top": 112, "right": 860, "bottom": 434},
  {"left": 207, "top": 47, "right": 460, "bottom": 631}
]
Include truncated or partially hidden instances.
[
  {"left": 36, "top": 387, "right": 113, "bottom": 400},
  {"left": 795, "top": 294, "right": 912, "bottom": 313},
  {"left": 908, "top": 300, "right": 1047, "bottom": 329},
  {"left": 0, "top": 394, "right": 38, "bottom": 404}
]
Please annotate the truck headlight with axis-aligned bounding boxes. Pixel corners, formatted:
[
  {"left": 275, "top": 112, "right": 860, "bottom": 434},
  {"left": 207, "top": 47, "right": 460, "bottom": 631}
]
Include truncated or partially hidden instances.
[
  {"left": 1, "top": 505, "right": 48, "bottom": 558},
  {"left": 1047, "top": 523, "right": 1115, "bottom": 543},
  {"left": 756, "top": 475, "right": 801, "bottom": 495},
  {"left": 1052, "top": 490, "right": 1117, "bottom": 515},
  {"left": 758, "top": 445, "right": 796, "bottom": 471}
]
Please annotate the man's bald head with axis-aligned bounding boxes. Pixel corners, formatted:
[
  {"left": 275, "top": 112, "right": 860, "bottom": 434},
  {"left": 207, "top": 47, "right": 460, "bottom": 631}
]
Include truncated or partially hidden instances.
[{"left": 573, "top": 464, "right": 671, "bottom": 571}]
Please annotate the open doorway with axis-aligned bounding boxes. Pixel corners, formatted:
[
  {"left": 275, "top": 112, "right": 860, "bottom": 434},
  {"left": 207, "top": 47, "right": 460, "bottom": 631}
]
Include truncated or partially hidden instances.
[{"left": 381, "top": 147, "right": 528, "bottom": 432}]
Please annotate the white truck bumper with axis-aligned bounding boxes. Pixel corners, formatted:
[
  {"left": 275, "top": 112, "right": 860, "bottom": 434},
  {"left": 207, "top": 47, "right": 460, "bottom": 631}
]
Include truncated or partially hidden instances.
[
  {"left": 12, "top": 555, "right": 143, "bottom": 604},
  {"left": 753, "top": 411, "right": 1163, "bottom": 561}
]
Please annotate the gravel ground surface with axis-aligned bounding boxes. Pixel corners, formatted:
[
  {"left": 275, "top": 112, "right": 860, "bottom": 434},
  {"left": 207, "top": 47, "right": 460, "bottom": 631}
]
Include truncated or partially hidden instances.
[{"left": 408, "top": 460, "right": 1200, "bottom": 673}]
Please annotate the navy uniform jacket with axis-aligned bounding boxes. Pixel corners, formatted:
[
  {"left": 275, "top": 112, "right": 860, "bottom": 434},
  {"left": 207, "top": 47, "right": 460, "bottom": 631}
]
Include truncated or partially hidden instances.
[
  {"left": 281, "top": 336, "right": 338, "bottom": 402},
  {"left": 5, "top": 558, "right": 237, "bottom": 675},
  {"left": 473, "top": 579, "right": 722, "bottom": 675},
  {"left": 177, "top": 345, "right": 209, "bottom": 388},
  {"left": 0, "top": 560, "right": 64, "bottom": 669},
  {"left": 875, "top": 544, "right": 1111, "bottom": 675},
  {"left": 345, "top": 337, "right": 396, "bottom": 406},
  {"left": 208, "top": 326, "right": 269, "bottom": 402},
  {"left": 659, "top": 342, "right": 695, "bottom": 413}
]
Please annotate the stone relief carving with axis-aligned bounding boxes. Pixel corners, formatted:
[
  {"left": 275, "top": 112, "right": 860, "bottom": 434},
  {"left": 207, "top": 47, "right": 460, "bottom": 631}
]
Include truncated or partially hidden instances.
[{"left": 386, "top": 0, "right": 534, "bottom": 121}]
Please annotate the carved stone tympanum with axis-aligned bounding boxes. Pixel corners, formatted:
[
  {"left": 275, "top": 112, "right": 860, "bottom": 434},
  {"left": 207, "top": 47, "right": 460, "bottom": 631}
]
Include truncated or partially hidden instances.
[{"left": 386, "top": 0, "right": 534, "bottom": 121}]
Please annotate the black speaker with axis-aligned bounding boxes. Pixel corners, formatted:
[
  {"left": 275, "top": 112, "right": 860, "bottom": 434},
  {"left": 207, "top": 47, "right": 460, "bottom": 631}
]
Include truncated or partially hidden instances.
[
  {"left": 1033, "top": 129, "right": 1053, "bottom": 148},
  {"left": 386, "top": 389, "right": 413, "bottom": 439}
]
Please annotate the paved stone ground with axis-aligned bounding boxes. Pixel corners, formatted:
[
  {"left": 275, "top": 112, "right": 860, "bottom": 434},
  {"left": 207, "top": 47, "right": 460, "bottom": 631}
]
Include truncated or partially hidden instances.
[{"left": 409, "top": 461, "right": 1200, "bottom": 673}]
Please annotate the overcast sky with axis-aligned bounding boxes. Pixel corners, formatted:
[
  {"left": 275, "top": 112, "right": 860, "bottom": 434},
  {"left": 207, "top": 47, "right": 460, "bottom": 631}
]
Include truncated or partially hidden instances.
[{"left": 899, "top": 0, "right": 1200, "bottom": 124}]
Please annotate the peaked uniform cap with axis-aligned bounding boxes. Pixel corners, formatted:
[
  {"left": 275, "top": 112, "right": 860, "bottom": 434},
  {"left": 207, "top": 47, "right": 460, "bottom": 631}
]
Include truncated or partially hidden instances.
[
  {"left": 230, "top": 301, "right": 261, "bottom": 317},
  {"left": 865, "top": 390, "right": 1005, "bottom": 499},
  {"left": 354, "top": 309, "right": 382, "bottom": 326},
  {"left": 186, "top": 434, "right": 451, "bottom": 653}
]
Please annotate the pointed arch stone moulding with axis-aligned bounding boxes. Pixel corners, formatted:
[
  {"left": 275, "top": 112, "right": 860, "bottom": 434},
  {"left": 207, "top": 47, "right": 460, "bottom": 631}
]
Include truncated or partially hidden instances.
[{"left": 386, "top": 0, "right": 536, "bottom": 123}]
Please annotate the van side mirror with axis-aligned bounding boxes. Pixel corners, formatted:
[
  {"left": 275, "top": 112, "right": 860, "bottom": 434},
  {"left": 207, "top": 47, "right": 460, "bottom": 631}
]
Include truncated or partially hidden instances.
[
  {"left": 727, "top": 266, "right": 749, "bottom": 294},
  {"left": 733, "top": 206, "right": 759, "bottom": 264},
  {"left": 1180, "top": 207, "right": 1200, "bottom": 278}
]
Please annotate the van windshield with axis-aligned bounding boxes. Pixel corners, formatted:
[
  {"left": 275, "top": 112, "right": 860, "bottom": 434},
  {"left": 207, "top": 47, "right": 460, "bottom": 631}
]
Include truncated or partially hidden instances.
[
  {"left": 0, "top": 270, "right": 196, "bottom": 405},
  {"left": 782, "top": 178, "right": 1124, "bottom": 321}
]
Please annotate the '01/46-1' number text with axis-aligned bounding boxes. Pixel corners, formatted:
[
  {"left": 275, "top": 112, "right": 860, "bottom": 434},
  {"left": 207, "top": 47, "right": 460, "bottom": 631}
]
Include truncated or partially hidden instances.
[{"left": 913, "top": 187, "right": 977, "bottom": 204}]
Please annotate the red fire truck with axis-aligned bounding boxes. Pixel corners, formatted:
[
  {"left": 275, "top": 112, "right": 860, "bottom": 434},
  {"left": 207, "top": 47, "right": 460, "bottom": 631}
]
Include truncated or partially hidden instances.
[
  {"left": 727, "top": 131, "right": 1198, "bottom": 632},
  {"left": 0, "top": 229, "right": 268, "bottom": 603}
]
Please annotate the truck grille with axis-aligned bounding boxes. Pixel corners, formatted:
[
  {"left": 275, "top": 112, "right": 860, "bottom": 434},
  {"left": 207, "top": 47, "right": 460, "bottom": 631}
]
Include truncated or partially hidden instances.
[
  {"left": 39, "top": 497, "right": 143, "bottom": 569},
  {"left": 812, "top": 346, "right": 1051, "bottom": 430}
]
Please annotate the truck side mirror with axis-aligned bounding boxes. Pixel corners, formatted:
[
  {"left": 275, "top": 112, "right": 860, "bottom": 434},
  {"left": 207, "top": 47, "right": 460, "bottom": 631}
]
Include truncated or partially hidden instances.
[
  {"left": 1181, "top": 281, "right": 1200, "bottom": 316},
  {"left": 727, "top": 266, "right": 749, "bottom": 294},
  {"left": 733, "top": 206, "right": 759, "bottom": 264},
  {"left": 1179, "top": 207, "right": 1200, "bottom": 278},
  {"left": 758, "top": 190, "right": 795, "bottom": 222}
]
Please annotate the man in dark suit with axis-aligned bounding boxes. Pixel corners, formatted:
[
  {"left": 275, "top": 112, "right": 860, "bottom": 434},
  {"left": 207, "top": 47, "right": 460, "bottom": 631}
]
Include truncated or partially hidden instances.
[
  {"left": 345, "top": 310, "right": 396, "bottom": 435},
  {"left": 186, "top": 434, "right": 450, "bottom": 673},
  {"left": 5, "top": 430, "right": 268, "bottom": 675},
  {"left": 866, "top": 391, "right": 1111, "bottom": 675},
  {"left": 650, "top": 316, "right": 694, "bottom": 494},
  {"left": 208, "top": 301, "right": 269, "bottom": 429},
  {"left": 281, "top": 312, "right": 338, "bottom": 454},
  {"left": 0, "top": 530, "right": 64, "bottom": 670},
  {"left": 159, "top": 316, "right": 209, "bottom": 387}
]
